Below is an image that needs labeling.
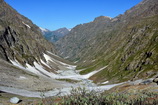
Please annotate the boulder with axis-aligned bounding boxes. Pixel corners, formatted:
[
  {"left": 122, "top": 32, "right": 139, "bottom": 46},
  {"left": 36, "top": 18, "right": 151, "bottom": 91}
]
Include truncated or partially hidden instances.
[
  {"left": 153, "top": 77, "right": 158, "bottom": 84},
  {"left": 10, "top": 97, "right": 20, "bottom": 104}
]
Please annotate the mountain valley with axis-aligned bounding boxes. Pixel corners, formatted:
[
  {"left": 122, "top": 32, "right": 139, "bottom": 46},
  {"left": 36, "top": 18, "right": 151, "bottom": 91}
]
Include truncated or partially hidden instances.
[
  {"left": 0, "top": 0, "right": 158, "bottom": 104},
  {"left": 56, "top": 0, "right": 158, "bottom": 83}
]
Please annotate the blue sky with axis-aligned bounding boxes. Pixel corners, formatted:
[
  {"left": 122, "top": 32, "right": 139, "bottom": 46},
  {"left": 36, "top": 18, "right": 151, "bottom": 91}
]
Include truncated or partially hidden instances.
[{"left": 5, "top": 0, "right": 142, "bottom": 30}]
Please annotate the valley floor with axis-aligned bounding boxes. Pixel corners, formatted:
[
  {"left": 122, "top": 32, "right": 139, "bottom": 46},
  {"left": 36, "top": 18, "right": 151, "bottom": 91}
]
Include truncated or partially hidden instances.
[
  {"left": 0, "top": 81, "right": 158, "bottom": 105},
  {"left": 0, "top": 52, "right": 158, "bottom": 104}
]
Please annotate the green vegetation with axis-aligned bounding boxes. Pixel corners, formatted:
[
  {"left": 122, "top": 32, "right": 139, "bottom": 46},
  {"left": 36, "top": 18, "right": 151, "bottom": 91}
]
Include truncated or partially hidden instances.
[
  {"left": 39, "top": 87, "right": 158, "bottom": 105},
  {"left": 79, "top": 64, "right": 97, "bottom": 75},
  {"left": 79, "top": 59, "right": 108, "bottom": 75},
  {"left": 76, "top": 15, "right": 158, "bottom": 83}
]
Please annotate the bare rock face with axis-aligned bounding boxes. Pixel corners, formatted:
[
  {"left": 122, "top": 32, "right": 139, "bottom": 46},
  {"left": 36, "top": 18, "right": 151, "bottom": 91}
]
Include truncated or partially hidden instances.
[{"left": 0, "top": 0, "right": 56, "bottom": 66}]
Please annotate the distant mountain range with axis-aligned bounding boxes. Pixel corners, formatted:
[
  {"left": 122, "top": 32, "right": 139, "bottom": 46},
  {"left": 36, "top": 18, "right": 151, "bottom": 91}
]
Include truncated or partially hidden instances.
[{"left": 40, "top": 27, "right": 70, "bottom": 42}]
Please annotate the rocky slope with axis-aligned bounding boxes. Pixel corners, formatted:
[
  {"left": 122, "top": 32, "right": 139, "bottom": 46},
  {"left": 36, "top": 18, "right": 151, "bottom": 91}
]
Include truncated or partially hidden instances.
[
  {"left": 56, "top": 0, "right": 158, "bottom": 83},
  {"left": 0, "top": 0, "right": 75, "bottom": 92},
  {"left": 40, "top": 27, "right": 70, "bottom": 42},
  {"left": 0, "top": 0, "right": 57, "bottom": 66}
]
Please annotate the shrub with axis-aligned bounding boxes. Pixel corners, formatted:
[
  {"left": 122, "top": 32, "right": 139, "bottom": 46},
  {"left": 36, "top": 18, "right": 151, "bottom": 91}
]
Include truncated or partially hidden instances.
[{"left": 40, "top": 87, "right": 158, "bottom": 105}]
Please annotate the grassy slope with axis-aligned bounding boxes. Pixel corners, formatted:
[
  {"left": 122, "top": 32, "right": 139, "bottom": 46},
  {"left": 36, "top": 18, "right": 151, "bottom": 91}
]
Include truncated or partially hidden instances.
[{"left": 78, "top": 15, "right": 158, "bottom": 83}]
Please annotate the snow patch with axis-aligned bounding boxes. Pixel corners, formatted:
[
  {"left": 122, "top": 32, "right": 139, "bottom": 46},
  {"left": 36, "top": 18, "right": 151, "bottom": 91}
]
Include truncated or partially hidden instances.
[
  {"left": 22, "top": 21, "right": 31, "bottom": 28},
  {"left": 45, "top": 53, "right": 76, "bottom": 68},
  {"left": 39, "top": 27, "right": 48, "bottom": 32},
  {"left": 39, "top": 27, "right": 50, "bottom": 33},
  {"left": 81, "top": 66, "right": 107, "bottom": 79},
  {"left": 77, "top": 69, "right": 86, "bottom": 72},
  {"left": 47, "top": 51, "right": 60, "bottom": 58},
  {"left": 10, "top": 60, "right": 26, "bottom": 70},
  {"left": 33, "top": 62, "right": 57, "bottom": 78},
  {"left": 74, "top": 60, "right": 79, "bottom": 63},
  {"left": 64, "top": 56, "right": 70, "bottom": 59},
  {"left": 10, "top": 54, "right": 106, "bottom": 85},
  {"left": 101, "top": 81, "right": 109, "bottom": 85},
  {"left": 18, "top": 76, "right": 27, "bottom": 80},
  {"left": 66, "top": 65, "right": 76, "bottom": 70},
  {"left": 40, "top": 59, "right": 51, "bottom": 69},
  {"left": 68, "top": 28, "right": 72, "bottom": 31},
  {"left": 10, "top": 59, "right": 43, "bottom": 76},
  {"left": 43, "top": 53, "right": 53, "bottom": 63},
  {"left": 55, "top": 66, "right": 107, "bottom": 80},
  {"left": 103, "top": 16, "right": 112, "bottom": 20},
  {"left": 25, "top": 63, "right": 42, "bottom": 75},
  {"left": 10, "top": 56, "right": 105, "bottom": 82},
  {"left": 92, "top": 60, "right": 96, "bottom": 62}
]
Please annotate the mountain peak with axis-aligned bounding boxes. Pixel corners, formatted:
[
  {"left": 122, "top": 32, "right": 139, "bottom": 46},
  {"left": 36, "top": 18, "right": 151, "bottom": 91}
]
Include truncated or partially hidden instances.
[
  {"left": 54, "top": 27, "right": 70, "bottom": 33},
  {"left": 93, "top": 16, "right": 112, "bottom": 22},
  {"left": 40, "top": 27, "right": 70, "bottom": 42},
  {"left": 39, "top": 27, "right": 49, "bottom": 33}
]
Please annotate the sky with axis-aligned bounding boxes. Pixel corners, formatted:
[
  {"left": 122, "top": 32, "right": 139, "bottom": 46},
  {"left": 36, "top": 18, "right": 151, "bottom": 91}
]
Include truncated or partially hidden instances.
[{"left": 5, "top": 0, "right": 142, "bottom": 30}]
